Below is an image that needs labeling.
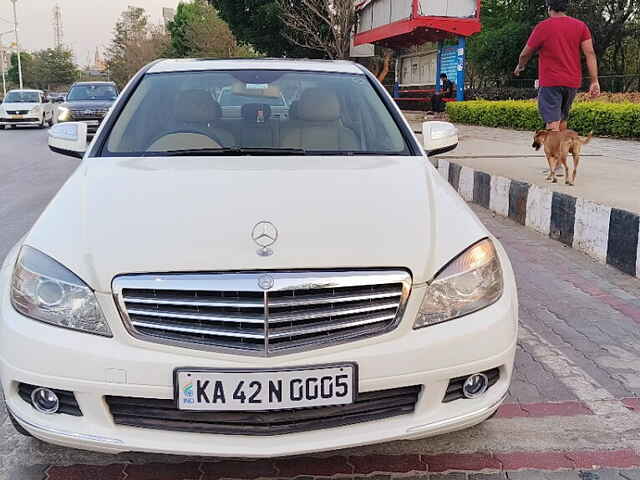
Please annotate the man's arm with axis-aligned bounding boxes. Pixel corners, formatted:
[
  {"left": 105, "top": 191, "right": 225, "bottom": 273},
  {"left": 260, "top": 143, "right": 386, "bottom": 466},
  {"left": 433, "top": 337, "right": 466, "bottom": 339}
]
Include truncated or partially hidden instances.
[
  {"left": 446, "top": 80, "right": 454, "bottom": 97},
  {"left": 581, "top": 39, "right": 600, "bottom": 97},
  {"left": 514, "top": 45, "right": 534, "bottom": 76}
]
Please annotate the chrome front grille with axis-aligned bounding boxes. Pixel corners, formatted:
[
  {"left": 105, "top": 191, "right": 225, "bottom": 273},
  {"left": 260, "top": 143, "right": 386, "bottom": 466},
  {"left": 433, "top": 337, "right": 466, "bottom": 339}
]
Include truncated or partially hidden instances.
[
  {"left": 70, "top": 108, "right": 108, "bottom": 120},
  {"left": 113, "top": 271, "right": 411, "bottom": 356}
]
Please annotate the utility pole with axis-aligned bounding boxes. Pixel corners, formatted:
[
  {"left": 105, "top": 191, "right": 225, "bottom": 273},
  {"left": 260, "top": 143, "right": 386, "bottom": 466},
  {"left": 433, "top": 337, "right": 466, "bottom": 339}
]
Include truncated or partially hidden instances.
[
  {"left": 0, "top": 34, "right": 6, "bottom": 97},
  {"left": 10, "top": 0, "right": 22, "bottom": 89},
  {"left": 53, "top": 4, "right": 63, "bottom": 49}
]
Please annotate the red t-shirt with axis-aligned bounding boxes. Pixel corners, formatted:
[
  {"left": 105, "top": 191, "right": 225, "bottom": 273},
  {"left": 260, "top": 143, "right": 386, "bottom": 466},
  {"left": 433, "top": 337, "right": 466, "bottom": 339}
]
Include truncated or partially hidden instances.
[{"left": 527, "top": 16, "right": 592, "bottom": 88}]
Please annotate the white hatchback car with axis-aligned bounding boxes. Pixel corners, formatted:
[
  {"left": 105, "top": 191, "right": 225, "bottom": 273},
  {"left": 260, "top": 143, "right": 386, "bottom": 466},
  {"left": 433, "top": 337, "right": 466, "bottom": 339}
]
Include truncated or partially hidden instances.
[
  {"left": 0, "top": 89, "right": 54, "bottom": 129},
  {"left": 0, "top": 59, "right": 517, "bottom": 457}
]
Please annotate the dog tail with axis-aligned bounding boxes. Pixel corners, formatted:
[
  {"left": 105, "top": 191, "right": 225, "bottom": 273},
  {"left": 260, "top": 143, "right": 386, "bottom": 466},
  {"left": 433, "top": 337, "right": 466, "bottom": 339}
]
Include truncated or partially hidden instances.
[{"left": 579, "top": 131, "right": 593, "bottom": 144}]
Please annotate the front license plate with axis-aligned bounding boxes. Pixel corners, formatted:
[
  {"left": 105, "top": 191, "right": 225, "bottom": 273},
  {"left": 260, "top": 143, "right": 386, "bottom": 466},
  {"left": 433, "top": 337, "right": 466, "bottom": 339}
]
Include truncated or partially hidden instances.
[
  {"left": 11, "top": 114, "right": 23, "bottom": 119},
  {"left": 175, "top": 364, "right": 356, "bottom": 411}
]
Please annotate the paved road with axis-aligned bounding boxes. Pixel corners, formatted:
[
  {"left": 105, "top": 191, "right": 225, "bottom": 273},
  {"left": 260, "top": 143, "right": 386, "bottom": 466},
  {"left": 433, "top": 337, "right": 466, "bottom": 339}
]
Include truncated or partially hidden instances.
[
  {"left": 0, "top": 127, "right": 639, "bottom": 479},
  {"left": 441, "top": 125, "right": 640, "bottom": 214},
  {"left": 0, "top": 126, "right": 79, "bottom": 262}
]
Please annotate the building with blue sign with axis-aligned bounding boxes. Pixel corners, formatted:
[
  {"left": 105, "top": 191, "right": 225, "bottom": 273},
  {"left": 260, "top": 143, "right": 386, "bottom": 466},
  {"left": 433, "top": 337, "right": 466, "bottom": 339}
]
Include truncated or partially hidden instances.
[{"left": 354, "top": 0, "right": 482, "bottom": 105}]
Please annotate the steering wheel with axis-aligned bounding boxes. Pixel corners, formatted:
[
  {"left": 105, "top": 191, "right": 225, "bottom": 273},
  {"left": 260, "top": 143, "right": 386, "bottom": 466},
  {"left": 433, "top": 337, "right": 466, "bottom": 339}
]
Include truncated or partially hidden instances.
[{"left": 145, "top": 129, "right": 225, "bottom": 152}]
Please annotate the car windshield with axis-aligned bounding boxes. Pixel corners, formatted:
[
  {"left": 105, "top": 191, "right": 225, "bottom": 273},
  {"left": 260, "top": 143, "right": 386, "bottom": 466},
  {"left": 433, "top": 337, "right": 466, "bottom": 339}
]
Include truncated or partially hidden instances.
[
  {"left": 4, "top": 91, "right": 40, "bottom": 103},
  {"left": 105, "top": 69, "right": 410, "bottom": 156},
  {"left": 68, "top": 85, "right": 117, "bottom": 101}
]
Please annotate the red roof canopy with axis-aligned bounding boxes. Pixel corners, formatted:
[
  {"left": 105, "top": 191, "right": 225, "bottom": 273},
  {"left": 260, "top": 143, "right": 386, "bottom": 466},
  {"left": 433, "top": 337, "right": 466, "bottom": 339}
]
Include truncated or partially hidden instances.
[{"left": 354, "top": 0, "right": 481, "bottom": 48}]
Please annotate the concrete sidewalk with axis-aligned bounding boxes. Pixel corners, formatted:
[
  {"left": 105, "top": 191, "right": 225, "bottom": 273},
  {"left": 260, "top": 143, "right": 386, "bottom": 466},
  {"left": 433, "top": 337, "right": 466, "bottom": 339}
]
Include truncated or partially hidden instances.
[
  {"left": 407, "top": 119, "right": 640, "bottom": 277},
  {"left": 439, "top": 125, "right": 640, "bottom": 215}
]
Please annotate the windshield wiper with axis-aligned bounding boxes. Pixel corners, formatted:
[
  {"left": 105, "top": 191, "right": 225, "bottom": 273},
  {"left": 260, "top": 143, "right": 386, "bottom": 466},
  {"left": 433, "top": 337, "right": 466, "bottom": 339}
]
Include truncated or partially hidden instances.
[
  {"left": 161, "top": 147, "right": 307, "bottom": 157},
  {"left": 308, "top": 150, "right": 406, "bottom": 156}
]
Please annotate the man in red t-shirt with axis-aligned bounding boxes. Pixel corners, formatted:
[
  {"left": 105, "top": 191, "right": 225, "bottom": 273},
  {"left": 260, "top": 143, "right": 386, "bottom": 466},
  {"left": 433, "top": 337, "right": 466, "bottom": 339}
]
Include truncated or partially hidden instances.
[{"left": 514, "top": 0, "right": 600, "bottom": 131}]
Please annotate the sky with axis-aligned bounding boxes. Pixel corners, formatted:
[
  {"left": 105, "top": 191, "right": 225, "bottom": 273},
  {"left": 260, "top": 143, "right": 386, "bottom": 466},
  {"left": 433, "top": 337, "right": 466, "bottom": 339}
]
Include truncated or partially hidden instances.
[{"left": 0, "top": 0, "right": 180, "bottom": 66}]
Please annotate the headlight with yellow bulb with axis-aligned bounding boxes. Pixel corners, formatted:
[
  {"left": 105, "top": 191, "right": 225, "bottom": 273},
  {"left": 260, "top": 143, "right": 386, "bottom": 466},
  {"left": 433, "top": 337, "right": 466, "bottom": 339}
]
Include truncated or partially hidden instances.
[{"left": 57, "top": 107, "right": 71, "bottom": 122}]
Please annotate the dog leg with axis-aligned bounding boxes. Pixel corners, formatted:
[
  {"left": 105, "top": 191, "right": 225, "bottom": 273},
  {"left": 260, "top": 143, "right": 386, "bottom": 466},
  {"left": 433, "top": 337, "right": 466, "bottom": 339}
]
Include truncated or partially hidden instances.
[
  {"left": 570, "top": 151, "right": 580, "bottom": 185},
  {"left": 549, "top": 156, "right": 558, "bottom": 183},
  {"left": 563, "top": 156, "right": 571, "bottom": 185},
  {"left": 545, "top": 155, "right": 554, "bottom": 181}
]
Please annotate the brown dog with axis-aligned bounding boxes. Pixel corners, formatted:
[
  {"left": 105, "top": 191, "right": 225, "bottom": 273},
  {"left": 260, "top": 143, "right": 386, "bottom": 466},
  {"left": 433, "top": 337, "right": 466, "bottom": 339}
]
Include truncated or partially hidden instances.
[{"left": 532, "top": 129, "right": 593, "bottom": 186}]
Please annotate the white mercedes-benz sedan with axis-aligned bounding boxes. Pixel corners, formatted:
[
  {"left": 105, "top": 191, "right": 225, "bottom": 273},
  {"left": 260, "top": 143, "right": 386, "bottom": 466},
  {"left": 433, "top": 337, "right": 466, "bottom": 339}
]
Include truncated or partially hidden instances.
[{"left": 0, "top": 59, "right": 517, "bottom": 457}]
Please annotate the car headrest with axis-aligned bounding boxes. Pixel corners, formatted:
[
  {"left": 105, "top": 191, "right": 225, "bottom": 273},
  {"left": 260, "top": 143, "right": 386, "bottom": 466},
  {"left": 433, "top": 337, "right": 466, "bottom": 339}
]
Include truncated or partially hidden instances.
[
  {"left": 296, "top": 88, "right": 340, "bottom": 122},
  {"left": 241, "top": 103, "right": 272, "bottom": 124},
  {"left": 175, "top": 89, "right": 221, "bottom": 124}
]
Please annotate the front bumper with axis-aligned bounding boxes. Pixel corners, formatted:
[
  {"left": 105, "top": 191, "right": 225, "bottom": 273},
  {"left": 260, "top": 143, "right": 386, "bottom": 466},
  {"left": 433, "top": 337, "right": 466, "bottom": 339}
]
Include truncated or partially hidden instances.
[
  {"left": 0, "top": 243, "right": 518, "bottom": 457},
  {"left": 0, "top": 116, "right": 41, "bottom": 126}
]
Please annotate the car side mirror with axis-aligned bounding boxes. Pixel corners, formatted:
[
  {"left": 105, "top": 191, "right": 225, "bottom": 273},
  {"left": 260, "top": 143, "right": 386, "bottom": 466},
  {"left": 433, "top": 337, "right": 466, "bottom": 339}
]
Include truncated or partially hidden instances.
[
  {"left": 48, "top": 122, "right": 88, "bottom": 159},
  {"left": 422, "top": 121, "right": 458, "bottom": 157}
]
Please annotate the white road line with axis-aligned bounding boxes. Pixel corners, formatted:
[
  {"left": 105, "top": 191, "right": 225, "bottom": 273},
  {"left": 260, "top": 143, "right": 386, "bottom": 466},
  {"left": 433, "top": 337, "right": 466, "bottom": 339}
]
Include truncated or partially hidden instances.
[{"left": 519, "top": 325, "right": 628, "bottom": 415}]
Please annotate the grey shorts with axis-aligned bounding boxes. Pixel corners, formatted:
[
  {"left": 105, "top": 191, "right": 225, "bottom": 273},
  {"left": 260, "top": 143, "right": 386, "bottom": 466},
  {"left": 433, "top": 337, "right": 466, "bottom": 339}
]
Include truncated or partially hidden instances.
[{"left": 538, "top": 86, "right": 577, "bottom": 123}]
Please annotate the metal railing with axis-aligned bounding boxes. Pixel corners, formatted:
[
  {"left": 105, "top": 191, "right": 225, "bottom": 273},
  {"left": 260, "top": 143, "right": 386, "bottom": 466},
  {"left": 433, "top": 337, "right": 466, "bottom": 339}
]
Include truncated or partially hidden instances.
[{"left": 505, "top": 74, "right": 640, "bottom": 93}]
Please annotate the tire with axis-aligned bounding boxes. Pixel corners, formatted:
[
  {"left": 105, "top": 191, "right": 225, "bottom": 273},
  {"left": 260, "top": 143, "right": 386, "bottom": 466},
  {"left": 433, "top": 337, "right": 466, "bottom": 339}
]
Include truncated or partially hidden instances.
[
  {"left": 47, "top": 114, "right": 54, "bottom": 127},
  {"left": 7, "top": 409, "right": 33, "bottom": 437}
]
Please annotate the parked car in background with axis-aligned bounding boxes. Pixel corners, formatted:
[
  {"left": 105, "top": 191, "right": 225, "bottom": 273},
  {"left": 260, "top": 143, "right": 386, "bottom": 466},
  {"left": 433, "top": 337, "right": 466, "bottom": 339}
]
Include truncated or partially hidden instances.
[
  {"left": 1, "top": 59, "right": 517, "bottom": 457},
  {"left": 0, "top": 89, "right": 54, "bottom": 129},
  {"left": 48, "top": 92, "right": 68, "bottom": 103},
  {"left": 217, "top": 85, "right": 289, "bottom": 119},
  {"left": 57, "top": 81, "right": 118, "bottom": 135}
]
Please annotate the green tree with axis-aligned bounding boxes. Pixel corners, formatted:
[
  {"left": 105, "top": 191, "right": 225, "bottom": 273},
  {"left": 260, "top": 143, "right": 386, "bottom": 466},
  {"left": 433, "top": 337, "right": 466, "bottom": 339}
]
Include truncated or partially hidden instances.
[
  {"left": 278, "top": 0, "right": 356, "bottom": 59},
  {"left": 209, "top": 0, "right": 320, "bottom": 57},
  {"left": 8, "top": 52, "right": 35, "bottom": 87},
  {"left": 466, "top": 0, "right": 546, "bottom": 87},
  {"left": 468, "top": 0, "right": 640, "bottom": 85},
  {"left": 31, "top": 48, "right": 78, "bottom": 90},
  {"left": 105, "top": 7, "right": 170, "bottom": 88},
  {"left": 168, "top": 0, "right": 255, "bottom": 58},
  {"left": 467, "top": 21, "right": 534, "bottom": 86}
]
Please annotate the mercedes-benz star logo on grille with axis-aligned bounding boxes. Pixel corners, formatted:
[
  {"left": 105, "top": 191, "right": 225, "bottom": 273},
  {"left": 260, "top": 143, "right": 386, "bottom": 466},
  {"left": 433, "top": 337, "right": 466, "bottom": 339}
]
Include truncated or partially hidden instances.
[
  {"left": 252, "top": 221, "right": 278, "bottom": 257},
  {"left": 257, "top": 274, "right": 274, "bottom": 290},
  {"left": 83, "top": 109, "right": 94, "bottom": 115}
]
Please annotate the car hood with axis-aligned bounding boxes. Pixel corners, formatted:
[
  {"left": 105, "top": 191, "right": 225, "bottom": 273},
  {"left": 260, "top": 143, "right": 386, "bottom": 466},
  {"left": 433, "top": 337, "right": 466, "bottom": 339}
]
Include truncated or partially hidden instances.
[
  {"left": 2, "top": 102, "right": 39, "bottom": 111},
  {"left": 25, "top": 156, "right": 488, "bottom": 292},
  {"left": 62, "top": 100, "right": 114, "bottom": 110}
]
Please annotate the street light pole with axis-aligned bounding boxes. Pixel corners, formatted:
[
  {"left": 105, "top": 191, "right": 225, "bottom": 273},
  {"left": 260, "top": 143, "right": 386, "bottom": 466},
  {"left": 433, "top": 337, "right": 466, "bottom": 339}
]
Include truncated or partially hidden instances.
[{"left": 10, "top": 0, "right": 22, "bottom": 89}]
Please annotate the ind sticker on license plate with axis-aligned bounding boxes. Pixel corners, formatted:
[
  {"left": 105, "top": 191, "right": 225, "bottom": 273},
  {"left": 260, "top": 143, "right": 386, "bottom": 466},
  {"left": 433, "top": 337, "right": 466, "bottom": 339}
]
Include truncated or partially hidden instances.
[{"left": 175, "top": 365, "right": 356, "bottom": 411}]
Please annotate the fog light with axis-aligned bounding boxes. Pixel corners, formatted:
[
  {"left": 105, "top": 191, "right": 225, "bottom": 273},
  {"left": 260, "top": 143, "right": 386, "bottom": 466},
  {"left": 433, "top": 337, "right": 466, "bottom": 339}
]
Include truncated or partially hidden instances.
[
  {"left": 31, "top": 388, "right": 60, "bottom": 414},
  {"left": 462, "top": 373, "right": 489, "bottom": 398}
]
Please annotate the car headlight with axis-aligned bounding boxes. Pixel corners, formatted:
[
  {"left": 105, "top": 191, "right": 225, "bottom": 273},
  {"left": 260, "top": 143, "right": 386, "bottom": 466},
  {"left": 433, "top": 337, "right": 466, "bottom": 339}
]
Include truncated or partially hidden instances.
[
  {"left": 31, "top": 105, "right": 42, "bottom": 114},
  {"left": 57, "top": 107, "right": 71, "bottom": 121},
  {"left": 10, "top": 246, "right": 112, "bottom": 337},
  {"left": 414, "top": 239, "right": 503, "bottom": 328}
]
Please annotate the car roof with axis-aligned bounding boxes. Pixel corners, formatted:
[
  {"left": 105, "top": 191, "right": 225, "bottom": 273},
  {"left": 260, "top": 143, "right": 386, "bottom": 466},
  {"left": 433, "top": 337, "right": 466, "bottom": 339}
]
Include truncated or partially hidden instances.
[
  {"left": 72, "top": 81, "right": 116, "bottom": 86},
  {"left": 148, "top": 58, "right": 364, "bottom": 75},
  {"left": 8, "top": 89, "right": 43, "bottom": 93}
]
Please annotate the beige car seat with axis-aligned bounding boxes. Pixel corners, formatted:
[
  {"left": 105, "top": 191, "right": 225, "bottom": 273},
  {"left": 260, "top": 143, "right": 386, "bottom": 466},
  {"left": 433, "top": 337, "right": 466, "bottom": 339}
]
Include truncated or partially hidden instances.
[
  {"left": 169, "top": 89, "right": 235, "bottom": 148},
  {"left": 280, "top": 88, "right": 359, "bottom": 151}
]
